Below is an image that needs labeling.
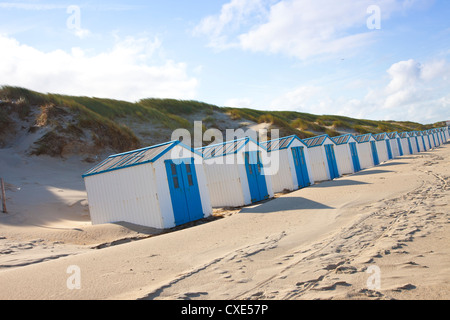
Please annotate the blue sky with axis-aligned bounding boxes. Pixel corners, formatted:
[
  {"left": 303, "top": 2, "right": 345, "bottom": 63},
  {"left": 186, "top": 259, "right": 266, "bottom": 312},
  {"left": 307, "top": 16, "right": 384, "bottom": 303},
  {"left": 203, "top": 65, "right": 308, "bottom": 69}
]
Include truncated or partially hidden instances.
[{"left": 0, "top": 0, "right": 449, "bottom": 124}]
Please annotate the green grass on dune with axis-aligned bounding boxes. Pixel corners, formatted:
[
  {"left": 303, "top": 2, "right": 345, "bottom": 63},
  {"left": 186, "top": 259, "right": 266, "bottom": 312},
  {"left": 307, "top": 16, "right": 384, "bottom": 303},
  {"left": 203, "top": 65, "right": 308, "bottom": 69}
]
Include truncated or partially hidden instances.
[{"left": 0, "top": 86, "right": 441, "bottom": 156}]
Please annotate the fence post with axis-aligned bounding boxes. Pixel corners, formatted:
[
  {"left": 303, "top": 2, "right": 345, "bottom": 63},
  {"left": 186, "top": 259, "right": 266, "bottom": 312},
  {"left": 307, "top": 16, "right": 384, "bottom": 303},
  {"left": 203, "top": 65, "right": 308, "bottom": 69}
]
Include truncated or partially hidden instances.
[{"left": 1, "top": 178, "right": 6, "bottom": 214}]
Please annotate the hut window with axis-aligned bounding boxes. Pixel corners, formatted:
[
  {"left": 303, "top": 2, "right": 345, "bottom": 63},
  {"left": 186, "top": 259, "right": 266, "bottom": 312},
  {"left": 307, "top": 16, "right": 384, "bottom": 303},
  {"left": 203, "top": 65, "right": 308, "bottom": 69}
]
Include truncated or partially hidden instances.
[
  {"left": 186, "top": 163, "right": 194, "bottom": 186},
  {"left": 173, "top": 177, "right": 180, "bottom": 189},
  {"left": 187, "top": 175, "right": 194, "bottom": 186}
]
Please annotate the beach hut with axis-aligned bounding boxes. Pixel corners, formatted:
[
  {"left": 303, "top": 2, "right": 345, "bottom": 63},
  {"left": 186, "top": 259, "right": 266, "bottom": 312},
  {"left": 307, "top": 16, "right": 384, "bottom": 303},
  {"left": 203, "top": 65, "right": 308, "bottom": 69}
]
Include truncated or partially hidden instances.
[
  {"left": 302, "top": 134, "right": 340, "bottom": 182},
  {"left": 355, "top": 133, "right": 379, "bottom": 167},
  {"left": 423, "top": 130, "right": 434, "bottom": 150},
  {"left": 331, "top": 134, "right": 362, "bottom": 175},
  {"left": 399, "top": 132, "right": 414, "bottom": 155},
  {"left": 82, "top": 141, "right": 212, "bottom": 229},
  {"left": 439, "top": 128, "right": 448, "bottom": 143},
  {"left": 430, "top": 129, "right": 441, "bottom": 147},
  {"left": 387, "top": 132, "right": 403, "bottom": 157},
  {"left": 196, "top": 137, "right": 274, "bottom": 208},
  {"left": 421, "top": 131, "right": 432, "bottom": 150},
  {"left": 373, "top": 133, "right": 393, "bottom": 162},
  {"left": 417, "top": 131, "right": 429, "bottom": 151},
  {"left": 424, "top": 130, "right": 435, "bottom": 149},
  {"left": 259, "top": 135, "right": 313, "bottom": 193},
  {"left": 443, "top": 127, "right": 449, "bottom": 142},
  {"left": 409, "top": 131, "right": 422, "bottom": 153}
]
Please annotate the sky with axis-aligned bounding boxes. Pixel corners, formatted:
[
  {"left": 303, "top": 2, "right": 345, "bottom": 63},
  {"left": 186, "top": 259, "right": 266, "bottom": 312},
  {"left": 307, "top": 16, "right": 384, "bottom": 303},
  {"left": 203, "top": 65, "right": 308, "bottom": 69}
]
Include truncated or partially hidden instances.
[{"left": 0, "top": 0, "right": 449, "bottom": 124}]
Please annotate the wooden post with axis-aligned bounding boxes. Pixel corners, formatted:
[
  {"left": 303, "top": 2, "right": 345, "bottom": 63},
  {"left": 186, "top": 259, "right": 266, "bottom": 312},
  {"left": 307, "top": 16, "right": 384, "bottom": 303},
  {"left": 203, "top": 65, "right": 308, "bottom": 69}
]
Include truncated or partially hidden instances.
[{"left": 1, "top": 178, "right": 6, "bottom": 214}]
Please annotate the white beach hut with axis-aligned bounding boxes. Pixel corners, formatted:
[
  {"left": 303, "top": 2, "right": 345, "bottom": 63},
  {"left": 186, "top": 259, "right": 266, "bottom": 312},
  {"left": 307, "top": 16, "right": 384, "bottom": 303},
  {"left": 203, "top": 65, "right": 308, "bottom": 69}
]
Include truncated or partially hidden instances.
[
  {"left": 426, "top": 130, "right": 435, "bottom": 149},
  {"left": 259, "top": 135, "right": 314, "bottom": 193},
  {"left": 387, "top": 132, "right": 404, "bottom": 157},
  {"left": 408, "top": 132, "right": 420, "bottom": 153},
  {"left": 431, "top": 129, "right": 441, "bottom": 147},
  {"left": 439, "top": 128, "right": 448, "bottom": 143},
  {"left": 399, "top": 132, "right": 414, "bottom": 155},
  {"left": 416, "top": 131, "right": 428, "bottom": 151},
  {"left": 82, "top": 141, "right": 212, "bottom": 229},
  {"left": 331, "top": 134, "right": 362, "bottom": 175},
  {"left": 443, "top": 127, "right": 449, "bottom": 142},
  {"left": 422, "top": 130, "right": 433, "bottom": 150},
  {"left": 302, "top": 134, "right": 340, "bottom": 182},
  {"left": 444, "top": 127, "right": 450, "bottom": 141},
  {"left": 196, "top": 137, "right": 274, "bottom": 208},
  {"left": 354, "top": 133, "right": 379, "bottom": 168},
  {"left": 373, "top": 133, "right": 393, "bottom": 162}
]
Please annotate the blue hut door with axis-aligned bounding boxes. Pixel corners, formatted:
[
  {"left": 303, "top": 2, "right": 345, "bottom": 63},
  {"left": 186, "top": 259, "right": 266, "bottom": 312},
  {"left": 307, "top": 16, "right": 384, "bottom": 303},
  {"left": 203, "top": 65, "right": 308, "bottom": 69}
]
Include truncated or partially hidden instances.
[
  {"left": 370, "top": 141, "right": 380, "bottom": 165},
  {"left": 421, "top": 136, "right": 426, "bottom": 151},
  {"left": 291, "top": 146, "right": 310, "bottom": 188},
  {"left": 349, "top": 142, "right": 361, "bottom": 172},
  {"left": 324, "top": 144, "right": 339, "bottom": 180},
  {"left": 244, "top": 151, "right": 269, "bottom": 203},
  {"left": 397, "top": 138, "right": 404, "bottom": 156},
  {"left": 165, "top": 159, "right": 203, "bottom": 226},
  {"left": 385, "top": 140, "right": 393, "bottom": 160}
]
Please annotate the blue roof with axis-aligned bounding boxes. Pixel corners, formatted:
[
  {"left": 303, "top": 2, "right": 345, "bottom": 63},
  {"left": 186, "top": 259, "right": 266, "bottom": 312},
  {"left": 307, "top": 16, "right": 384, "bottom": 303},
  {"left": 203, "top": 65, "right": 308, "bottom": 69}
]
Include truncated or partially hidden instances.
[
  {"left": 303, "top": 134, "right": 332, "bottom": 148},
  {"left": 259, "top": 135, "right": 303, "bottom": 152},
  {"left": 82, "top": 140, "right": 197, "bottom": 178}
]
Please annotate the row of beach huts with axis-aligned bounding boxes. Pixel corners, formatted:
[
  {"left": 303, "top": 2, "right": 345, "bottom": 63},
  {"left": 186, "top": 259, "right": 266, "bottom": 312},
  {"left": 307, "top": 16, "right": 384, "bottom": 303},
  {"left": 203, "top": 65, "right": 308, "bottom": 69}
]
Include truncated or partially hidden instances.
[{"left": 82, "top": 126, "right": 450, "bottom": 230}]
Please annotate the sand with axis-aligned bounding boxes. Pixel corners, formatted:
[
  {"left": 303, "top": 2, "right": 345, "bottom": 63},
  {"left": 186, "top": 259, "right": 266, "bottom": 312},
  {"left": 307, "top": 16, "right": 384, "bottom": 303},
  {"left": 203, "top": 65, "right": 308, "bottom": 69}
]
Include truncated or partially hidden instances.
[{"left": 0, "top": 141, "right": 449, "bottom": 300}]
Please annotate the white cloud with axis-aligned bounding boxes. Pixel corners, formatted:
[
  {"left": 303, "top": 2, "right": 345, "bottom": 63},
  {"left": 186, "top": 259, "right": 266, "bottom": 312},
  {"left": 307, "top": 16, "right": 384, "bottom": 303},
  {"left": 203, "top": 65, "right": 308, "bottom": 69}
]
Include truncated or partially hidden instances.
[
  {"left": 0, "top": 34, "right": 198, "bottom": 102},
  {"left": 196, "top": 0, "right": 430, "bottom": 60},
  {"left": 193, "top": 0, "right": 271, "bottom": 49},
  {"left": 263, "top": 58, "right": 450, "bottom": 123}
]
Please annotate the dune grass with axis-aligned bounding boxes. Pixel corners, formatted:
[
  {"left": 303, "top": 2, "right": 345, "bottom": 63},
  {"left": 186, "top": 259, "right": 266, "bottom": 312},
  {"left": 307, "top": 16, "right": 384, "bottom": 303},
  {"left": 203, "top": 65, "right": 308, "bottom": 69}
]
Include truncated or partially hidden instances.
[{"left": 0, "top": 86, "right": 439, "bottom": 156}]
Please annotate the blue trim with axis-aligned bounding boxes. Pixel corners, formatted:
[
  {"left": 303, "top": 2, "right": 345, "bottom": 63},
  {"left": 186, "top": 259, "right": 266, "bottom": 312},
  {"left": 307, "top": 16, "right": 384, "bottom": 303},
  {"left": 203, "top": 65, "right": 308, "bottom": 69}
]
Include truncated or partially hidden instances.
[
  {"left": 355, "top": 133, "right": 376, "bottom": 144},
  {"left": 196, "top": 136, "right": 269, "bottom": 160},
  {"left": 302, "top": 134, "right": 335, "bottom": 148},
  {"left": 331, "top": 134, "right": 354, "bottom": 145},
  {"left": 196, "top": 136, "right": 249, "bottom": 150},
  {"left": 150, "top": 140, "right": 181, "bottom": 163},
  {"left": 260, "top": 135, "right": 307, "bottom": 152},
  {"left": 196, "top": 137, "right": 250, "bottom": 160},
  {"left": 107, "top": 140, "right": 176, "bottom": 159}
]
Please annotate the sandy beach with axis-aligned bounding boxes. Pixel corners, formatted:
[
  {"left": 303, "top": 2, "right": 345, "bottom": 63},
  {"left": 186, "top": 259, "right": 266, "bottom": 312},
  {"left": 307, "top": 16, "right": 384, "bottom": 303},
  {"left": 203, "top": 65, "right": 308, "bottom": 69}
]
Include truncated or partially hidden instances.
[{"left": 0, "top": 142, "right": 449, "bottom": 300}]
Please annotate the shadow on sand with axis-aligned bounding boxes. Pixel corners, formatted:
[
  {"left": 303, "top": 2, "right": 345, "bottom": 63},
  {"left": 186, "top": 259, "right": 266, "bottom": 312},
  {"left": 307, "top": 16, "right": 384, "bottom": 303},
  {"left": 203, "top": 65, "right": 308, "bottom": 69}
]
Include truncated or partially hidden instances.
[
  {"left": 240, "top": 197, "right": 333, "bottom": 214},
  {"left": 312, "top": 179, "right": 370, "bottom": 188}
]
